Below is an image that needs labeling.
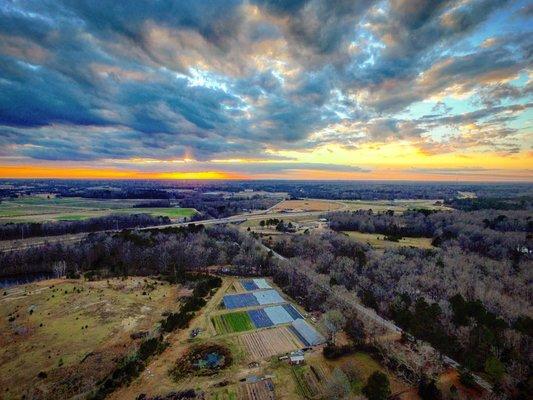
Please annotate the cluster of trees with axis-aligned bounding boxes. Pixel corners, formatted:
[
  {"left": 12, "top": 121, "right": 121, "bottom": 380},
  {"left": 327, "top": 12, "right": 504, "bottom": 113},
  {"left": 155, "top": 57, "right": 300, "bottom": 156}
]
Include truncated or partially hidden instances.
[
  {"left": 0, "top": 214, "right": 171, "bottom": 241},
  {"left": 179, "top": 194, "right": 278, "bottom": 219},
  {"left": 267, "top": 224, "right": 531, "bottom": 398},
  {"left": 327, "top": 209, "right": 531, "bottom": 261},
  {"left": 0, "top": 225, "right": 263, "bottom": 281}
]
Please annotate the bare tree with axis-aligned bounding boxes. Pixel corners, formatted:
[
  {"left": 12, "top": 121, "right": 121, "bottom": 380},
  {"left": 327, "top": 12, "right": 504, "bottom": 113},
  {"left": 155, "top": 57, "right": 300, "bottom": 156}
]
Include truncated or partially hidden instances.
[{"left": 53, "top": 260, "right": 67, "bottom": 278}]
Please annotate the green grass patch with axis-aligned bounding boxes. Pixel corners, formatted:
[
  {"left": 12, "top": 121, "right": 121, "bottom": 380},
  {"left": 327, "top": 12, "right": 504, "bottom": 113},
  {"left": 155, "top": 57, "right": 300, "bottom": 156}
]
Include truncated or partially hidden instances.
[{"left": 211, "top": 312, "right": 254, "bottom": 335}]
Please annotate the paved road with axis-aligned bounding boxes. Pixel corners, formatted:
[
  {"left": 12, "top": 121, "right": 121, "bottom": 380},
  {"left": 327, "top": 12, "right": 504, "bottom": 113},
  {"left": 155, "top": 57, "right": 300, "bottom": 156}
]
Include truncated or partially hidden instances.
[{"left": 0, "top": 209, "right": 327, "bottom": 252}]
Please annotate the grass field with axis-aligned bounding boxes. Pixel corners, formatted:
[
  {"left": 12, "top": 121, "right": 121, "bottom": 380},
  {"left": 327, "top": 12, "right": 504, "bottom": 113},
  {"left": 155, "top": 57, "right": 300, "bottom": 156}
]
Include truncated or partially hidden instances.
[
  {"left": 0, "top": 196, "right": 196, "bottom": 223},
  {"left": 0, "top": 277, "right": 176, "bottom": 399},
  {"left": 271, "top": 199, "right": 346, "bottom": 212},
  {"left": 212, "top": 311, "right": 255, "bottom": 335},
  {"left": 343, "top": 231, "right": 434, "bottom": 250},
  {"left": 341, "top": 199, "right": 451, "bottom": 213}
]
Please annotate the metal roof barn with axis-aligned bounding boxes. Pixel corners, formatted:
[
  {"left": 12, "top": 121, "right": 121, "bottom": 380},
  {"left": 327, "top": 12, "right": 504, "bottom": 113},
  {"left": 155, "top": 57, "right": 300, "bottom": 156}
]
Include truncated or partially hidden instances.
[{"left": 291, "top": 319, "right": 325, "bottom": 346}]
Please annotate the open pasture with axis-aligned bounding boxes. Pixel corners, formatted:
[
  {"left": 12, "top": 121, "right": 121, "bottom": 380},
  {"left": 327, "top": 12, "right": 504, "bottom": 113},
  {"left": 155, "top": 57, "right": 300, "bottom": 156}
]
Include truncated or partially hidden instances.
[
  {"left": 237, "top": 326, "right": 304, "bottom": 361},
  {"left": 0, "top": 277, "right": 175, "bottom": 399},
  {"left": 270, "top": 199, "right": 346, "bottom": 212},
  {"left": 340, "top": 199, "right": 450, "bottom": 213},
  {"left": 343, "top": 231, "right": 434, "bottom": 250},
  {"left": 0, "top": 196, "right": 196, "bottom": 223}
]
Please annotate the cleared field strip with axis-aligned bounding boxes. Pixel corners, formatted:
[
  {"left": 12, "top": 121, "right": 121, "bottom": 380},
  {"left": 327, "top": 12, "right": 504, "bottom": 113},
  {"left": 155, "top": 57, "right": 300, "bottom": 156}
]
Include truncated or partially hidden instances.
[
  {"left": 237, "top": 326, "right": 305, "bottom": 361},
  {"left": 291, "top": 363, "right": 329, "bottom": 399}
]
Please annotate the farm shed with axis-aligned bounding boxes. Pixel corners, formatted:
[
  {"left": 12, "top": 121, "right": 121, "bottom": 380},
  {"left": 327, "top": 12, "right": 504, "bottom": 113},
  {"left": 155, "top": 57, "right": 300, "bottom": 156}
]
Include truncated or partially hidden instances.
[
  {"left": 289, "top": 350, "right": 305, "bottom": 365},
  {"left": 290, "top": 319, "right": 326, "bottom": 346},
  {"left": 253, "top": 289, "right": 285, "bottom": 305}
]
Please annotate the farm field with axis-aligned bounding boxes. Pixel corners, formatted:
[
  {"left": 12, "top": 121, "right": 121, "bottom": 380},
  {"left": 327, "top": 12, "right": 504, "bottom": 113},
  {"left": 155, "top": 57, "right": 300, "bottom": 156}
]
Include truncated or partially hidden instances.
[
  {"left": 0, "top": 276, "right": 176, "bottom": 399},
  {"left": 343, "top": 231, "right": 434, "bottom": 250},
  {"left": 270, "top": 199, "right": 346, "bottom": 212},
  {"left": 237, "top": 326, "right": 304, "bottom": 361},
  {"left": 340, "top": 199, "right": 451, "bottom": 213},
  {"left": 212, "top": 311, "right": 255, "bottom": 334},
  {"left": 0, "top": 196, "right": 196, "bottom": 223}
]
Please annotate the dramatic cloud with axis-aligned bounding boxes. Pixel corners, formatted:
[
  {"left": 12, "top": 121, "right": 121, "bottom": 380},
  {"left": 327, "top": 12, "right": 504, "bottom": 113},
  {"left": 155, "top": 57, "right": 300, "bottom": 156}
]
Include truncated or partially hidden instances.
[{"left": 0, "top": 0, "right": 531, "bottom": 179}]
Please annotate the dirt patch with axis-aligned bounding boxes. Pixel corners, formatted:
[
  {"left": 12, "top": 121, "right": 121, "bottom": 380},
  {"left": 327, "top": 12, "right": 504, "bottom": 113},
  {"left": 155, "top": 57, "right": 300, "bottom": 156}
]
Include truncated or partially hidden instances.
[{"left": 270, "top": 199, "right": 345, "bottom": 212}]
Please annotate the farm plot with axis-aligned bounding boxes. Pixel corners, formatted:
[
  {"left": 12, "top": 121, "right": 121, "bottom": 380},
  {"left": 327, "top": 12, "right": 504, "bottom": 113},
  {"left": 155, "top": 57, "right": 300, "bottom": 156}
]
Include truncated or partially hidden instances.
[
  {"left": 240, "top": 278, "right": 272, "bottom": 291},
  {"left": 283, "top": 304, "right": 303, "bottom": 320},
  {"left": 222, "top": 289, "right": 285, "bottom": 309},
  {"left": 253, "top": 290, "right": 284, "bottom": 305},
  {"left": 264, "top": 305, "right": 294, "bottom": 325},
  {"left": 237, "top": 326, "right": 304, "bottom": 361},
  {"left": 238, "top": 378, "right": 275, "bottom": 400},
  {"left": 223, "top": 293, "right": 259, "bottom": 309},
  {"left": 212, "top": 312, "right": 255, "bottom": 334},
  {"left": 292, "top": 365, "right": 323, "bottom": 399},
  {"left": 248, "top": 308, "right": 274, "bottom": 328}
]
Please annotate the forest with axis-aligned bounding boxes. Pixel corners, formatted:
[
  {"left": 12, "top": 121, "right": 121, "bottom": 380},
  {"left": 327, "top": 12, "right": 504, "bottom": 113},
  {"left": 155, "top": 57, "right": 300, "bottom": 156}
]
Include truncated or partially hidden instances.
[{"left": 270, "top": 209, "right": 532, "bottom": 398}]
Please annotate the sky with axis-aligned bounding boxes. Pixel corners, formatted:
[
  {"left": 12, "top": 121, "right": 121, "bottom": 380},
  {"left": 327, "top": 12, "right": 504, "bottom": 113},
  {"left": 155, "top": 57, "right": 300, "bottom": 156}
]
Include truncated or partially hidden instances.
[{"left": 0, "top": 0, "right": 532, "bottom": 181}]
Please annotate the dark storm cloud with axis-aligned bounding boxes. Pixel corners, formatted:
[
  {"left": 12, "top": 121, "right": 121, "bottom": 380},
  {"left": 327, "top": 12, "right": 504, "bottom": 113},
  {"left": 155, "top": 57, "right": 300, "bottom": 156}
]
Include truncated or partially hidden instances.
[{"left": 0, "top": 0, "right": 531, "bottom": 164}]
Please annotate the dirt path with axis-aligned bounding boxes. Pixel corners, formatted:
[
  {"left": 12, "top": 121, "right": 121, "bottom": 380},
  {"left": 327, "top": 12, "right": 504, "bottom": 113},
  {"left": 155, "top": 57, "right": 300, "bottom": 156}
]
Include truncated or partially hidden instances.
[{"left": 108, "top": 277, "right": 234, "bottom": 399}]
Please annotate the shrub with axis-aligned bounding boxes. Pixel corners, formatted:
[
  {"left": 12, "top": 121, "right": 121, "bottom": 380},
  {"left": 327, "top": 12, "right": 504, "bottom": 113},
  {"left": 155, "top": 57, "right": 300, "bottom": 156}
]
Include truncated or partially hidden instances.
[{"left": 363, "top": 371, "right": 391, "bottom": 400}]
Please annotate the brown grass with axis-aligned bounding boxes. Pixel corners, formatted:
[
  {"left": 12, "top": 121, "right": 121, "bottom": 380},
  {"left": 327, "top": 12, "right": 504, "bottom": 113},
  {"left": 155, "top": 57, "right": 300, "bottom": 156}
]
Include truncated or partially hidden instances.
[
  {"left": 0, "top": 277, "right": 176, "bottom": 399},
  {"left": 270, "top": 199, "right": 346, "bottom": 212}
]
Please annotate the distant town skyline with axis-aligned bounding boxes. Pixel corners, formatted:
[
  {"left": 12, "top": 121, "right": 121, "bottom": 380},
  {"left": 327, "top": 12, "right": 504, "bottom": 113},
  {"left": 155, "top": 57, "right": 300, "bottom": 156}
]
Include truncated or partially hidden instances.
[{"left": 0, "top": 1, "right": 532, "bottom": 181}]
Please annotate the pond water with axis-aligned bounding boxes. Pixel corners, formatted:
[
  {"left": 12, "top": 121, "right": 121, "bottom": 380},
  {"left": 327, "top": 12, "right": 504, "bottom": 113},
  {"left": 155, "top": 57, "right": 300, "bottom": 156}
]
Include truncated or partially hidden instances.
[
  {"left": 0, "top": 272, "right": 54, "bottom": 288},
  {"left": 193, "top": 352, "right": 225, "bottom": 369}
]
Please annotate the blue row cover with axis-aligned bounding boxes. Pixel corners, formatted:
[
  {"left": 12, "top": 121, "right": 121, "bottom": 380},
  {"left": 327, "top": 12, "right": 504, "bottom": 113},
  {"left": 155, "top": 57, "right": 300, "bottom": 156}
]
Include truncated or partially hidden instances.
[
  {"left": 241, "top": 280, "right": 259, "bottom": 291},
  {"left": 252, "top": 278, "right": 272, "bottom": 289},
  {"left": 253, "top": 289, "right": 285, "bottom": 305},
  {"left": 248, "top": 308, "right": 274, "bottom": 328},
  {"left": 264, "top": 305, "right": 294, "bottom": 324},
  {"left": 282, "top": 304, "right": 303, "bottom": 320},
  {"left": 223, "top": 293, "right": 259, "bottom": 309}
]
